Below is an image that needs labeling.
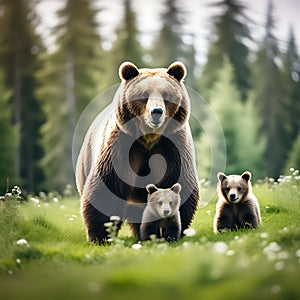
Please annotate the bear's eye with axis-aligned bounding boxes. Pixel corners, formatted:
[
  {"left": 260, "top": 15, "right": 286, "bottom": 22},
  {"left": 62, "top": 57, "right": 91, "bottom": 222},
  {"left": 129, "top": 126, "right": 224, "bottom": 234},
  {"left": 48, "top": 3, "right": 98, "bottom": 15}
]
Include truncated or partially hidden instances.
[
  {"left": 237, "top": 187, "right": 242, "bottom": 192},
  {"left": 169, "top": 201, "right": 173, "bottom": 206},
  {"left": 142, "top": 92, "right": 149, "bottom": 101},
  {"left": 225, "top": 187, "right": 230, "bottom": 193},
  {"left": 158, "top": 201, "right": 163, "bottom": 206},
  {"left": 162, "top": 92, "right": 169, "bottom": 100}
]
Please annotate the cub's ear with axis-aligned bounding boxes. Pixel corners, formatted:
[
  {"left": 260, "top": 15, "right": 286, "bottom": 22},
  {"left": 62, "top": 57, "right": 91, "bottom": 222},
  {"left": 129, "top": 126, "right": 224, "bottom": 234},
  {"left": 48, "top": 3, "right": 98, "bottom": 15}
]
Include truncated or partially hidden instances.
[
  {"left": 241, "top": 171, "right": 251, "bottom": 182},
  {"left": 167, "top": 61, "right": 186, "bottom": 82},
  {"left": 170, "top": 183, "right": 181, "bottom": 194},
  {"left": 119, "top": 62, "right": 139, "bottom": 81},
  {"left": 146, "top": 184, "right": 158, "bottom": 194},
  {"left": 217, "top": 172, "right": 227, "bottom": 182}
]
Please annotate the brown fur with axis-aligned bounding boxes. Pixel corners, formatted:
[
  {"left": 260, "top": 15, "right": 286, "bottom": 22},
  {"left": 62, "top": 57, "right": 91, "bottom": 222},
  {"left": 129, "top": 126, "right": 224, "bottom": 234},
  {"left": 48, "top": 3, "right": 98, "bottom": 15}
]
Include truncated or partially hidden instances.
[
  {"left": 76, "top": 62, "right": 199, "bottom": 244},
  {"left": 214, "top": 171, "right": 261, "bottom": 233},
  {"left": 140, "top": 183, "right": 182, "bottom": 242}
]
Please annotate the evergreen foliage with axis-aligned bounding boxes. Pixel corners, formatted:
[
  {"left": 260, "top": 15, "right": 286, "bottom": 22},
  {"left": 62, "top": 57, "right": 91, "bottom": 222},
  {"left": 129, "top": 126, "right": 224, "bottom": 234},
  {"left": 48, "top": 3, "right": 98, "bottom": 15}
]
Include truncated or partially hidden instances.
[
  {"left": 0, "top": 71, "right": 19, "bottom": 193},
  {"left": 150, "top": 0, "right": 197, "bottom": 86},
  {"left": 0, "top": 0, "right": 299, "bottom": 190},
  {"left": 0, "top": 0, "right": 44, "bottom": 191},
  {"left": 37, "top": 0, "right": 102, "bottom": 191},
  {"left": 196, "top": 60, "right": 265, "bottom": 181},
  {"left": 200, "top": 0, "right": 252, "bottom": 100},
  {"left": 251, "top": 1, "right": 287, "bottom": 179},
  {"left": 106, "top": 0, "right": 144, "bottom": 84},
  {"left": 281, "top": 27, "right": 300, "bottom": 152},
  {"left": 285, "top": 132, "right": 300, "bottom": 172}
]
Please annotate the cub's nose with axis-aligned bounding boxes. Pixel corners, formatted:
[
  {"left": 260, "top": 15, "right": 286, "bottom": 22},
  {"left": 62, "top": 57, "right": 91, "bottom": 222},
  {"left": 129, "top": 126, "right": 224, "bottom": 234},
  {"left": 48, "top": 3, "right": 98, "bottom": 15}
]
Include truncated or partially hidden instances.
[
  {"left": 151, "top": 107, "right": 163, "bottom": 121},
  {"left": 163, "top": 209, "right": 170, "bottom": 216},
  {"left": 229, "top": 193, "right": 236, "bottom": 200}
]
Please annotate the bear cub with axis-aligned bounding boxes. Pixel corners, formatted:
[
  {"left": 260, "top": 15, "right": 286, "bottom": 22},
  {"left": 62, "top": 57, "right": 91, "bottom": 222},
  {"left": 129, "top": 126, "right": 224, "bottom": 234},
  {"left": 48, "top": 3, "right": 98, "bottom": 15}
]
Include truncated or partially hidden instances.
[
  {"left": 140, "top": 183, "right": 182, "bottom": 242},
  {"left": 214, "top": 171, "right": 261, "bottom": 233}
]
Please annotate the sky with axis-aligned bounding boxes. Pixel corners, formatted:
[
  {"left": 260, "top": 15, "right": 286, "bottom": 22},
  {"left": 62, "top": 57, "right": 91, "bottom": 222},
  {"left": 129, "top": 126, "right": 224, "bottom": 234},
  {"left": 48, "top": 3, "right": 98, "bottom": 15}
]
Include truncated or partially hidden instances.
[{"left": 35, "top": 0, "right": 300, "bottom": 64}]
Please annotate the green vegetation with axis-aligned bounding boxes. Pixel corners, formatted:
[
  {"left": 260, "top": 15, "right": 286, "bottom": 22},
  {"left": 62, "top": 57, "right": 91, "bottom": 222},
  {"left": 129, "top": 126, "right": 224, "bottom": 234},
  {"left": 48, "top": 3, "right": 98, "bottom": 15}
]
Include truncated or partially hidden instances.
[{"left": 1, "top": 171, "right": 300, "bottom": 300}]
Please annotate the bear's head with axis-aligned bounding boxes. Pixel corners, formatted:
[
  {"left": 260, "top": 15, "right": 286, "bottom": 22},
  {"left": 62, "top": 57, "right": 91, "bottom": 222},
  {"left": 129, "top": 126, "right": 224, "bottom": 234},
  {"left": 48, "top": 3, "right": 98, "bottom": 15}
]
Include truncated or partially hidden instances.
[
  {"left": 217, "top": 171, "right": 252, "bottom": 204},
  {"left": 146, "top": 183, "right": 181, "bottom": 218},
  {"left": 116, "top": 61, "right": 190, "bottom": 145}
]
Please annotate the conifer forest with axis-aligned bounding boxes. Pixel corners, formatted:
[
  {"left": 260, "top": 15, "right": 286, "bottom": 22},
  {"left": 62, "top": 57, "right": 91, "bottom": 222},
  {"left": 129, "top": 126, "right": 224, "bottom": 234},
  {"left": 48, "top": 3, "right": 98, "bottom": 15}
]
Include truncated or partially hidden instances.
[{"left": 0, "top": 0, "right": 300, "bottom": 194}]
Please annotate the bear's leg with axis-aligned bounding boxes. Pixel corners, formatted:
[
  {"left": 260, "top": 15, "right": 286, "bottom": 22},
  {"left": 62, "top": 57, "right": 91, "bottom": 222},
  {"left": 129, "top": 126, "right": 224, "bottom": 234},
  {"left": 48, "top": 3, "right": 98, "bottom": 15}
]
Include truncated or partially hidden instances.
[
  {"left": 129, "top": 222, "right": 142, "bottom": 239},
  {"left": 125, "top": 201, "right": 145, "bottom": 239},
  {"left": 179, "top": 188, "right": 199, "bottom": 235},
  {"left": 239, "top": 213, "right": 259, "bottom": 229},
  {"left": 140, "top": 220, "right": 161, "bottom": 241},
  {"left": 81, "top": 199, "right": 123, "bottom": 244},
  {"left": 163, "top": 215, "right": 181, "bottom": 242},
  {"left": 215, "top": 215, "right": 235, "bottom": 233}
]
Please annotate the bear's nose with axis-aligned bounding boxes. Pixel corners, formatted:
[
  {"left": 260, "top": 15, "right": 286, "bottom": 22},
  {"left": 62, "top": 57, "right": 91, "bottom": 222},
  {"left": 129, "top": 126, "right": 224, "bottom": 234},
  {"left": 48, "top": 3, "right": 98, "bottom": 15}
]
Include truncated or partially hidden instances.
[
  {"left": 229, "top": 193, "right": 236, "bottom": 200},
  {"left": 151, "top": 107, "right": 163, "bottom": 121},
  {"left": 163, "top": 209, "right": 170, "bottom": 216}
]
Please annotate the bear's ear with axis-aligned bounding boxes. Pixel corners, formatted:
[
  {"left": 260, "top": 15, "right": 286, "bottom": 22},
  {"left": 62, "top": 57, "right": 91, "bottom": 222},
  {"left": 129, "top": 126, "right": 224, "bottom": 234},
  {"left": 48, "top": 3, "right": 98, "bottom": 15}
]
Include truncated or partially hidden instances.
[
  {"left": 170, "top": 183, "right": 181, "bottom": 194},
  {"left": 217, "top": 172, "right": 227, "bottom": 182},
  {"left": 167, "top": 61, "right": 186, "bottom": 82},
  {"left": 146, "top": 184, "right": 158, "bottom": 194},
  {"left": 241, "top": 171, "right": 251, "bottom": 182},
  {"left": 119, "top": 62, "right": 139, "bottom": 81}
]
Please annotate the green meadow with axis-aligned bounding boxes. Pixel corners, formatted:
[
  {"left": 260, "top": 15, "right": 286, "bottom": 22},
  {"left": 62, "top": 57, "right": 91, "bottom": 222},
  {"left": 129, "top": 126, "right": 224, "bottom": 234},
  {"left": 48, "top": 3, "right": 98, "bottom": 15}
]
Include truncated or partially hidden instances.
[{"left": 1, "top": 170, "right": 300, "bottom": 300}]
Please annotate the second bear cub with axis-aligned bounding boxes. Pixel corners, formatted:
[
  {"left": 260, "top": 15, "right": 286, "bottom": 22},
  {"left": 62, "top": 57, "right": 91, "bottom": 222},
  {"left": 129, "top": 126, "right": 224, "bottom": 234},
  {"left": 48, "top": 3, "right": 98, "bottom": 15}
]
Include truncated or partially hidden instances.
[
  {"left": 140, "top": 183, "right": 182, "bottom": 242},
  {"left": 214, "top": 171, "right": 261, "bottom": 233}
]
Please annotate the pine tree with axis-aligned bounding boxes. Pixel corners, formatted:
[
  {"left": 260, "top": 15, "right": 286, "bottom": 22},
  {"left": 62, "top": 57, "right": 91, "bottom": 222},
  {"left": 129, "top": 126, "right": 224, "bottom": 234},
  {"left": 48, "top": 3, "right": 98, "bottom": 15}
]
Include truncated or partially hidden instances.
[
  {"left": 0, "top": 71, "right": 19, "bottom": 193},
  {"left": 200, "top": 0, "right": 252, "bottom": 100},
  {"left": 284, "top": 132, "right": 300, "bottom": 172},
  {"left": 37, "top": 0, "right": 102, "bottom": 191},
  {"left": 195, "top": 60, "right": 265, "bottom": 182},
  {"left": 251, "top": 1, "right": 287, "bottom": 178},
  {"left": 281, "top": 26, "right": 300, "bottom": 152},
  {"left": 0, "top": 0, "right": 44, "bottom": 191},
  {"left": 150, "top": 0, "right": 197, "bottom": 86},
  {"left": 106, "top": 0, "right": 144, "bottom": 84}
]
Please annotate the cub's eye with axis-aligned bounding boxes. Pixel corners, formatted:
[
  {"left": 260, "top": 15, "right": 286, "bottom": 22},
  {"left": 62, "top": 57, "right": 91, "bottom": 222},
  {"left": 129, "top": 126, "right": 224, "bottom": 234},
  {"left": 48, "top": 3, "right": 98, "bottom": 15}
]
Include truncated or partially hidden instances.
[
  {"left": 142, "top": 92, "right": 149, "bottom": 100},
  {"left": 237, "top": 187, "right": 242, "bottom": 192},
  {"left": 162, "top": 92, "right": 169, "bottom": 100},
  {"left": 169, "top": 201, "right": 173, "bottom": 206},
  {"left": 225, "top": 187, "right": 230, "bottom": 193},
  {"left": 158, "top": 201, "right": 163, "bottom": 206}
]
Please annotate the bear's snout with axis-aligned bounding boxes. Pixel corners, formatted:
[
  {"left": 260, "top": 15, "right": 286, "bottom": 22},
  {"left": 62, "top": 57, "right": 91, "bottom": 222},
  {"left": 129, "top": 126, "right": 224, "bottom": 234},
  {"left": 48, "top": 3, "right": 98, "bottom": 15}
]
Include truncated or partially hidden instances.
[
  {"left": 163, "top": 209, "right": 170, "bottom": 216},
  {"left": 229, "top": 193, "right": 237, "bottom": 201},
  {"left": 151, "top": 107, "right": 164, "bottom": 121}
]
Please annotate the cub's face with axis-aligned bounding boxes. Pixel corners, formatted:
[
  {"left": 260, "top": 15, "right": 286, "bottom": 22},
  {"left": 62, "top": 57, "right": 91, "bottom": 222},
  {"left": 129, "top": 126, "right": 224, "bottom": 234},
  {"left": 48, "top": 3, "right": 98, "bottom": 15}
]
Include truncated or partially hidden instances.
[
  {"left": 146, "top": 183, "right": 181, "bottom": 218},
  {"left": 217, "top": 171, "right": 251, "bottom": 203},
  {"left": 117, "top": 62, "right": 189, "bottom": 137}
]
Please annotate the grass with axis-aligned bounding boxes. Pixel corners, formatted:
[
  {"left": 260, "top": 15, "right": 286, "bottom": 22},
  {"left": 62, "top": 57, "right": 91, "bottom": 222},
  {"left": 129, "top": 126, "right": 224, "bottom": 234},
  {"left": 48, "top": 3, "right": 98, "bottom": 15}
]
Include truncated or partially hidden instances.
[{"left": 0, "top": 170, "right": 300, "bottom": 300}]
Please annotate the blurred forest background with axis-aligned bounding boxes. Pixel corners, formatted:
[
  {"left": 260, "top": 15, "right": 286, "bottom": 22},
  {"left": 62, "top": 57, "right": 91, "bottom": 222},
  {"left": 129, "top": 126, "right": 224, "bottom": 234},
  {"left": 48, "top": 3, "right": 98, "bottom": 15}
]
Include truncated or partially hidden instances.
[{"left": 0, "top": 0, "right": 299, "bottom": 194}]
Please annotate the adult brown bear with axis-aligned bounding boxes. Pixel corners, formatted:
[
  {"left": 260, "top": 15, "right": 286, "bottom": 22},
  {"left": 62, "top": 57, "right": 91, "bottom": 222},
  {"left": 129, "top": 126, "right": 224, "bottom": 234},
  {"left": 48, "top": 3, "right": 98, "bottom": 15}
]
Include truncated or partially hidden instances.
[{"left": 76, "top": 61, "right": 199, "bottom": 243}]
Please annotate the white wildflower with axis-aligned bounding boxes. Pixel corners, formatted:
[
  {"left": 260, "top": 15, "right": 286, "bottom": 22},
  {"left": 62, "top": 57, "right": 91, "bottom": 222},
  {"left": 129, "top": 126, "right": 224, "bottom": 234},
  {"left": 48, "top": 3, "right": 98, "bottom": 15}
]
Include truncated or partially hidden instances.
[
  {"left": 183, "top": 228, "right": 196, "bottom": 237},
  {"left": 16, "top": 239, "right": 28, "bottom": 246},
  {"left": 213, "top": 241, "right": 228, "bottom": 253},
  {"left": 132, "top": 243, "right": 142, "bottom": 250},
  {"left": 260, "top": 232, "right": 269, "bottom": 239},
  {"left": 226, "top": 249, "right": 235, "bottom": 256},
  {"left": 30, "top": 197, "right": 40, "bottom": 205},
  {"left": 110, "top": 216, "right": 121, "bottom": 222}
]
